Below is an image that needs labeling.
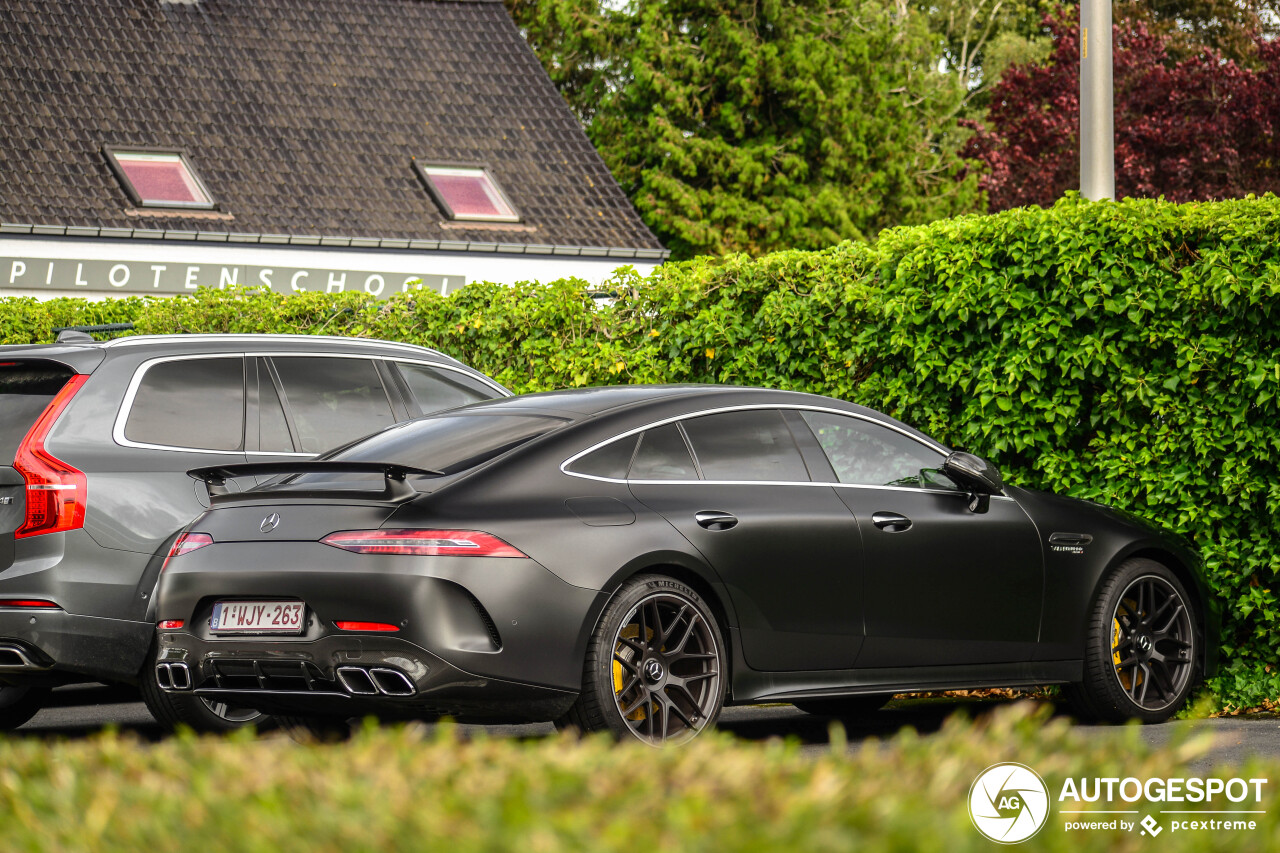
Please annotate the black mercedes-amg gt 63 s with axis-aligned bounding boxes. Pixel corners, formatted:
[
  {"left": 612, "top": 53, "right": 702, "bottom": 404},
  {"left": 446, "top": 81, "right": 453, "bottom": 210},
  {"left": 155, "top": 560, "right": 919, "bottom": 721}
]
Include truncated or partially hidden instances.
[{"left": 148, "top": 386, "right": 1219, "bottom": 744}]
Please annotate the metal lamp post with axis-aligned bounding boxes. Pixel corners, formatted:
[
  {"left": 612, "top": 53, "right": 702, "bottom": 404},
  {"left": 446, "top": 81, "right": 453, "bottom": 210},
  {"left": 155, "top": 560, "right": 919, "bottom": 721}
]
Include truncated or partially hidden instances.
[{"left": 1079, "top": 0, "right": 1115, "bottom": 200}]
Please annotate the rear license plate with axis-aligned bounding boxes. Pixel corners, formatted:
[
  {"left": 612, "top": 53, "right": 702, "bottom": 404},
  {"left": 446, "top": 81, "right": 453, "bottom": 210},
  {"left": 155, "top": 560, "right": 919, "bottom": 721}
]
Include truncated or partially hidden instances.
[{"left": 210, "top": 601, "right": 305, "bottom": 634}]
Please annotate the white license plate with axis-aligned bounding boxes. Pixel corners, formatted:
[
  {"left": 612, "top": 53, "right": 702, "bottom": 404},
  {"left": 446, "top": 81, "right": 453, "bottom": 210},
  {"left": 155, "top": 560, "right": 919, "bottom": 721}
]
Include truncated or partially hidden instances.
[{"left": 210, "top": 600, "right": 305, "bottom": 634}]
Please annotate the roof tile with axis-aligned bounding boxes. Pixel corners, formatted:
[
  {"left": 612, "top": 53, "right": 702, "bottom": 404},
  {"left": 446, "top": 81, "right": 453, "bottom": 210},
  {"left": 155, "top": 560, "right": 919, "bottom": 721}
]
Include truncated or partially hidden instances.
[{"left": 0, "top": 0, "right": 663, "bottom": 252}]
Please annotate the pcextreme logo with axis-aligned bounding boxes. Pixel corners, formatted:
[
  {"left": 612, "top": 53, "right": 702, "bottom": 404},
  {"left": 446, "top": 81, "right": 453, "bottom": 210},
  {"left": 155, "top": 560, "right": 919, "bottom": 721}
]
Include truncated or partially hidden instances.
[
  {"left": 968, "top": 764, "right": 1270, "bottom": 842},
  {"left": 969, "top": 763, "right": 1051, "bottom": 843}
]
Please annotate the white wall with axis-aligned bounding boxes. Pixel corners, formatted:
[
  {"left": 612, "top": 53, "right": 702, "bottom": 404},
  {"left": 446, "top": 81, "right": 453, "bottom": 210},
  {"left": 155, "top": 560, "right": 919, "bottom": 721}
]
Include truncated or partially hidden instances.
[{"left": 0, "top": 236, "right": 661, "bottom": 301}]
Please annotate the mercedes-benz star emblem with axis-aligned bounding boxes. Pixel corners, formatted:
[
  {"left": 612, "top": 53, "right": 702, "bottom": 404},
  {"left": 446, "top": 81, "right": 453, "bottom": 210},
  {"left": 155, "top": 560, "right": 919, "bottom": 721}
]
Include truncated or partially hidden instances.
[
  {"left": 259, "top": 513, "right": 281, "bottom": 534},
  {"left": 643, "top": 659, "right": 664, "bottom": 683}
]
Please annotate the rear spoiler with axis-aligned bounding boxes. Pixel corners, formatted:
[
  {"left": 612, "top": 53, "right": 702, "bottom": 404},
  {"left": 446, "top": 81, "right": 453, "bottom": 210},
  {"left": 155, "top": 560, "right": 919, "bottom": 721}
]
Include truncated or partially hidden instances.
[{"left": 188, "top": 461, "right": 442, "bottom": 503}]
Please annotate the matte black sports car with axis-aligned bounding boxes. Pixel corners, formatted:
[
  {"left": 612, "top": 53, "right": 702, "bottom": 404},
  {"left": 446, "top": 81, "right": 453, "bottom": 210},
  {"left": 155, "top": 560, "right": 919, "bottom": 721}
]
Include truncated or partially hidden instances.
[{"left": 149, "top": 386, "right": 1219, "bottom": 744}]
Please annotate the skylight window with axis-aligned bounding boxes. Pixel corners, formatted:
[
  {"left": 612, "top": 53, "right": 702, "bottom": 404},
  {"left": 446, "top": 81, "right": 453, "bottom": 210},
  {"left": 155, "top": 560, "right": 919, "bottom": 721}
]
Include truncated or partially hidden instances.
[
  {"left": 415, "top": 163, "right": 520, "bottom": 222},
  {"left": 104, "top": 148, "right": 215, "bottom": 209}
]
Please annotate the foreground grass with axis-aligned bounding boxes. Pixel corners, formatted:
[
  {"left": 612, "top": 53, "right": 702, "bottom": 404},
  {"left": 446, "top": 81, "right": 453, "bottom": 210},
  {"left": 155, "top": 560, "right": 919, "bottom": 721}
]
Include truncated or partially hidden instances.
[{"left": 1, "top": 703, "right": 1276, "bottom": 852}]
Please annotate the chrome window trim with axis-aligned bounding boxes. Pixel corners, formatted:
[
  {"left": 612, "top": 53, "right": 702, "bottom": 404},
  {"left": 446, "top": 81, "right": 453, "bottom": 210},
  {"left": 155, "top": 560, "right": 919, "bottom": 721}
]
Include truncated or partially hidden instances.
[
  {"left": 558, "top": 403, "right": 1013, "bottom": 500},
  {"left": 113, "top": 353, "right": 506, "bottom": 454},
  {"left": 101, "top": 334, "right": 452, "bottom": 362}
]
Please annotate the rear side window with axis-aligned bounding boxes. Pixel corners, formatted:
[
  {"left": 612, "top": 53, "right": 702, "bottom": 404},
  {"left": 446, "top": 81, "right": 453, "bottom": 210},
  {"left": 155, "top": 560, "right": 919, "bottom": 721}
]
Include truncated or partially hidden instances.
[
  {"left": 681, "top": 409, "right": 810, "bottom": 482},
  {"left": 394, "top": 362, "right": 495, "bottom": 415},
  {"left": 272, "top": 357, "right": 396, "bottom": 454},
  {"left": 629, "top": 424, "right": 697, "bottom": 480},
  {"left": 124, "top": 357, "right": 245, "bottom": 451},
  {"left": 565, "top": 435, "right": 638, "bottom": 480},
  {"left": 0, "top": 361, "right": 75, "bottom": 464}
]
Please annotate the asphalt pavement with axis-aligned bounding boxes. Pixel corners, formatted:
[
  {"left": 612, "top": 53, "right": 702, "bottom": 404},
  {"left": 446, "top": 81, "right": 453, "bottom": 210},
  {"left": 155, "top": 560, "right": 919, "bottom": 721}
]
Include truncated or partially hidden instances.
[{"left": 15, "top": 683, "right": 1280, "bottom": 771}]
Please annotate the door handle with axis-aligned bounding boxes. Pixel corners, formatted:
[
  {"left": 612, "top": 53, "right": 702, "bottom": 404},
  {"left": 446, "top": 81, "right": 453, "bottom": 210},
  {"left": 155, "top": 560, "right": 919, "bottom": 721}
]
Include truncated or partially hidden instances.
[
  {"left": 871, "top": 512, "right": 912, "bottom": 533},
  {"left": 1048, "top": 532, "right": 1093, "bottom": 546},
  {"left": 694, "top": 510, "right": 738, "bottom": 531}
]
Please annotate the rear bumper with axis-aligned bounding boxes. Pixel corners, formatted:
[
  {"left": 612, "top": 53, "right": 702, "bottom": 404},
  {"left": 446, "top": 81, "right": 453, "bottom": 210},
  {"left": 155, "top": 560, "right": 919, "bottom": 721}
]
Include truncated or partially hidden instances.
[
  {"left": 0, "top": 610, "right": 153, "bottom": 685},
  {"left": 158, "top": 541, "right": 607, "bottom": 692},
  {"left": 154, "top": 629, "right": 577, "bottom": 722}
]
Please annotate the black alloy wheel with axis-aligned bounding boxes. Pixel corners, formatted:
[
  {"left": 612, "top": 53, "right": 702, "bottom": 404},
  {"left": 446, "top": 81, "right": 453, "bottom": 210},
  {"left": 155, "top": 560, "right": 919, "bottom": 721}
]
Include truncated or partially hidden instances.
[
  {"left": 200, "top": 698, "right": 265, "bottom": 726},
  {"left": 139, "top": 643, "right": 268, "bottom": 733},
  {"left": 0, "top": 684, "right": 50, "bottom": 730},
  {"left": 560, "top": 574, "right": 725, "bottom": 746},
  {"left": 1065, "top": 558, "right": 1198, "bottom": 723}
]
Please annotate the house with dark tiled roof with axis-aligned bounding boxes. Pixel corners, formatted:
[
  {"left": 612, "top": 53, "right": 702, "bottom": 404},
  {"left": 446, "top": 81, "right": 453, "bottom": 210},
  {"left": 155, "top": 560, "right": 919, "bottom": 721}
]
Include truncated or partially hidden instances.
[{"left": 0, "top": 0, "right": 666, "bottom": 300}]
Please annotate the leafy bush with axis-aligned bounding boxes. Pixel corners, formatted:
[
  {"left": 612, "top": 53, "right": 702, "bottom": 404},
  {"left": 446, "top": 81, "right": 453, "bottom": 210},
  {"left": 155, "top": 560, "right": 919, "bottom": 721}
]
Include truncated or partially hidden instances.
[
  {"left": 0, "top": 703, "right": 1274, "bottom": 851},
  {"left": 5, "top": 193, "right": 1279, "bottom": 708}
]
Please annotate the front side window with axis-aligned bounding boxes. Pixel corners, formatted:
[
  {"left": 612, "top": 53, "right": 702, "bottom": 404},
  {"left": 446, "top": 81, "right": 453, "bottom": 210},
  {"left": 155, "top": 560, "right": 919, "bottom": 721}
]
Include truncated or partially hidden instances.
[
  {"left": 798, "top": 410, "right": 955, "bottom": 489},
  {"left": 271, "top": 357, "right": 396, "bottom": 454},
  {"left": 105, "top": 148, "right": 215, "bottom": 209},
  {"left": 681, "top": 409, "right": 810, "bottom": 482},
  {"left": 393, "top": 363, "right": 495, "bottom": 415},
  {"left": 124, "top": 357, "right": 245, "bottom": 451}
]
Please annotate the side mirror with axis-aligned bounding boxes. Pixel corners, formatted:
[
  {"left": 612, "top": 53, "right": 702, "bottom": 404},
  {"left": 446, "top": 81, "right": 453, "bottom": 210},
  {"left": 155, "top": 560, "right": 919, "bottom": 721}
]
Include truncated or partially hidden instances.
[{"left": 941, "top": 451, "right": 1004, "bottom": 514}]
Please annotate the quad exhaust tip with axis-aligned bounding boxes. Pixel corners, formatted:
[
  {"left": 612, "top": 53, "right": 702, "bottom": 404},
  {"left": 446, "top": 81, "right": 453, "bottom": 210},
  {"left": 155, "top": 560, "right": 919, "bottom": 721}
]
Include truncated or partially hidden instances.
[
  {"left": 155, "top": 662, "right": 192, "bottom": 691},
  {"left": 337, "top": 666, "right": 415, "bottom": 697}
]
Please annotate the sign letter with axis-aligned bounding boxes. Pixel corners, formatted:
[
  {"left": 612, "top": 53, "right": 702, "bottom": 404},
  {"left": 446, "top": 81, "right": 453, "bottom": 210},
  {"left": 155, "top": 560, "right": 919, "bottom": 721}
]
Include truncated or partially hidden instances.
[
  {"left": 363, "top": 274, "right": 385, "bottom": 296},
  {"left": 150, "top": 265, "right": 167, "bottom": 288},
  {"left": 108, "top": 264, "right": 130, "bottom": 288},
  {"left": 290, "top": 270, "right": 309, "bottom": 292},
  {"left": 9, "top": 261, "right": 25, "bottom": 284},
  {"left": 327, "top": 272, "right": 347, "bottom": 293}
]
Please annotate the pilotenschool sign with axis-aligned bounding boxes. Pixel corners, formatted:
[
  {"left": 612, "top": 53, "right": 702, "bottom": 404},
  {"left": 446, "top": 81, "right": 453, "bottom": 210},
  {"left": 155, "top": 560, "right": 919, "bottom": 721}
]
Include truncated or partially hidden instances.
[{"left": 3, "top": 256, "right": 461, "bottom": 297}]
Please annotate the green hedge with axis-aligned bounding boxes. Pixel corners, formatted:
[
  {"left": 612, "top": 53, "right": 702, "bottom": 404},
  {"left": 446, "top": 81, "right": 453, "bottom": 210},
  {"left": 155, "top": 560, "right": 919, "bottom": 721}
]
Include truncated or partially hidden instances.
[
  {"left": 7, "top": 193, "right": 1280, "bottom": 709},
  {"left": 0, "top": 703, "right": 1275, "bottom": 851}
]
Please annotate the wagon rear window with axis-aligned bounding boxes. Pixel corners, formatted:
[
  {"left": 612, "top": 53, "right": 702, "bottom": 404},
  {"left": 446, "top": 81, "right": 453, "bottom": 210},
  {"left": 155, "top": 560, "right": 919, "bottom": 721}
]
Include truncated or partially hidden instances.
[{"left": 0, "top": 361, "right": 75, "bottom": 464}]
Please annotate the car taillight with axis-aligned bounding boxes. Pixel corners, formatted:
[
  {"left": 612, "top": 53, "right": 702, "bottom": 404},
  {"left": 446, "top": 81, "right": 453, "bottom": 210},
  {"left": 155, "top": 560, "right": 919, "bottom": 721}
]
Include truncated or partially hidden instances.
[
  {"left": 0, "top": 599, "right": 61, "bottom": 609},
  {"left": 334, "top": 621, "right": 399, "bottom": 632},
  {"left": 320, "top": 529, "right": 527, "bottom": 558},
  {"left": 14, "top": 374, "right": 89, "bottom": 539},
  {"left": 161, "top": 532, "right": 215, "bottom": 571}
]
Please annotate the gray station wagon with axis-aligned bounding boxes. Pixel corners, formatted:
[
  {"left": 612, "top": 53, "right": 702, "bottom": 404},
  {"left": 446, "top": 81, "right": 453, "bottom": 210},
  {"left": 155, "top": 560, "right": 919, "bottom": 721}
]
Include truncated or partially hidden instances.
[{"left": 0, "top": 332, "right": 508, "bottom": 731}]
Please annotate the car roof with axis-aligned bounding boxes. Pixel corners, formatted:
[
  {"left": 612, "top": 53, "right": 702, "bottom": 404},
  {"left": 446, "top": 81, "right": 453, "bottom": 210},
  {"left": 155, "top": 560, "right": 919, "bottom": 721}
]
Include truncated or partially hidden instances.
[
  {"left": 442, "top": 385, "right": 950, "bottom": 453},
  {"left": 98, "top": 333, "right": 458, "bottom": 362},
  {"left": 455, "top": 384, "right": 881, "bottom": 420},
  {"left": 0, "top": 333, "right": 479, "bottom": 374}
]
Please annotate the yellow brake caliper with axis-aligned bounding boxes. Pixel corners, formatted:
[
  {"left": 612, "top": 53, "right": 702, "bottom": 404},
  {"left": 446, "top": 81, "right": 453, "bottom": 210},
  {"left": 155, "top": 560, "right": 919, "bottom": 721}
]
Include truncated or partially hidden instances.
[
  {"left": 1113, "top": 597, "right": 1142, "bottom": 691},
  {"left": 614, "top": 625, "right": 655, "bottom": 721}
]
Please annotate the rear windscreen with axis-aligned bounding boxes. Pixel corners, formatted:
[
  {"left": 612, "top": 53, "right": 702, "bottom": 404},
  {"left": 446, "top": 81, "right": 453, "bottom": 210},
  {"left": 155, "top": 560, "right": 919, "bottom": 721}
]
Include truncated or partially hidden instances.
[
  {"left": 270, "top": 413, "right": 567, "bottom": 491},
  {"left": 0, "top": 361, "right": 74, "bottom": 464}
]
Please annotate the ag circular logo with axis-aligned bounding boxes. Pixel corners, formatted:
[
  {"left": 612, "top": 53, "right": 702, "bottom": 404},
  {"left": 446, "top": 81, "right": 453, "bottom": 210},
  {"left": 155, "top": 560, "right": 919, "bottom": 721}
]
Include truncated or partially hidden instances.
[{"left": 969, "top": 762, "right": 1050, "bottom": 843}]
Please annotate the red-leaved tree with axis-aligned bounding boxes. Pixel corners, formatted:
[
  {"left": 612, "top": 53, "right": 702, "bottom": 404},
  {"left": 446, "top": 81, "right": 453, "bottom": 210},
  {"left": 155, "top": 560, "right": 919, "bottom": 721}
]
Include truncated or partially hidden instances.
[{"left": 967, "top": 13, "right": 1280, "bottom": 211}]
